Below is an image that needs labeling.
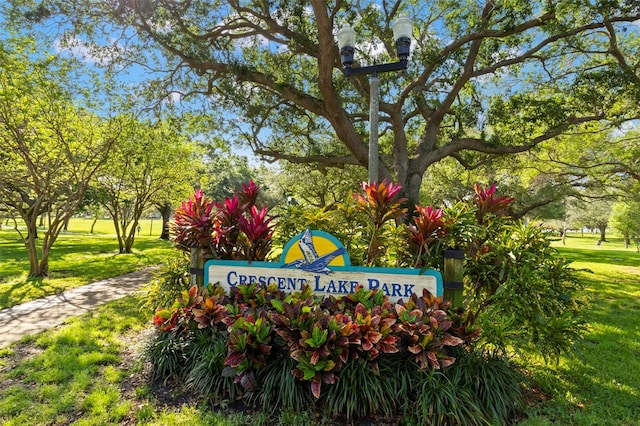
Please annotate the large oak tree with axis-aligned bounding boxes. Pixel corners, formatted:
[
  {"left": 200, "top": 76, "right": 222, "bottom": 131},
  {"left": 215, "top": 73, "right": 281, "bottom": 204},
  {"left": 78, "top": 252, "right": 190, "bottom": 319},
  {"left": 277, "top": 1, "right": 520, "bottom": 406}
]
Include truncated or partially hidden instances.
[{"left": 14, "top": 0, "right": 640, "bottom": 204}]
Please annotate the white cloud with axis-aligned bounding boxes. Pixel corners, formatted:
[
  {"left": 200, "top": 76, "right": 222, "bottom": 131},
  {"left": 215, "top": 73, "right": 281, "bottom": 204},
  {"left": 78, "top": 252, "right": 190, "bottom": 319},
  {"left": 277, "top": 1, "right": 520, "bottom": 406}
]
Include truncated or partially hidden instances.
[
  {"left": 612, "top": 120, "right": 639, "bottom": 137},
  {"left": 53, "top": 35, "right": 124, "bottom": 66}
]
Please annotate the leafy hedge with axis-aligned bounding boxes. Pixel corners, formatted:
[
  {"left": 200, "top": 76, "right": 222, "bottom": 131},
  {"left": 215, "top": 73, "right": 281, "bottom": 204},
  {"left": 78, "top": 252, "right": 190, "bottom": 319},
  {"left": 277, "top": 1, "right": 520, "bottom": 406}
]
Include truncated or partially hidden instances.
[{"left": 149, "top": 283, "right": 523, "bottom": 424}]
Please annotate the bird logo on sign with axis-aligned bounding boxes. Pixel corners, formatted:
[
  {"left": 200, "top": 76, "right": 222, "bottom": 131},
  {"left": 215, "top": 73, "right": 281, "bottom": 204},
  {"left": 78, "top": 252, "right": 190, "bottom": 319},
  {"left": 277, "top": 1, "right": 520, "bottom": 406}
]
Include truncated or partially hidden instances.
[{"left": 281, "top": 229, "right": 345, "bottom": 274}]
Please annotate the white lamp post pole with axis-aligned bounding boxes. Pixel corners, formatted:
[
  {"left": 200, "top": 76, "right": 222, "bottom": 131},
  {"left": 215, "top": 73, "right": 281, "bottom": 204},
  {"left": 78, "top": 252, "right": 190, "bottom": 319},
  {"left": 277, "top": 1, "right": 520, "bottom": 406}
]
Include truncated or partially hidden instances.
[{"left": 337, "top": 16, "right": 413, "bottom": 184}]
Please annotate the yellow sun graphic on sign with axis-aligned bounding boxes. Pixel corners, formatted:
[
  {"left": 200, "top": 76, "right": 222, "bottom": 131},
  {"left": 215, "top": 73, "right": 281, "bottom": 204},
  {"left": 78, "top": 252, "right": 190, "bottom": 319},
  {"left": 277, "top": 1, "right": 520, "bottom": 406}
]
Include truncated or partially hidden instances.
[{"left": 281, "top": 230, "right": 348, "bottom": 268}]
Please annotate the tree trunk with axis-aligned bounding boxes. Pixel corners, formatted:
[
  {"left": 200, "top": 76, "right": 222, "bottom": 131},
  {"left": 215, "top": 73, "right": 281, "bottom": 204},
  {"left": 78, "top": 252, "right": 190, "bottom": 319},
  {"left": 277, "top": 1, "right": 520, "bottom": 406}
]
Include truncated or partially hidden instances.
[
  {"left": 63, "top": 215, "right": 71, "bottom": 231},
  {"left": 25, "top": 232, "right": 41, "bottom": 277},
  {"left": 123, "top": 225, "right": 136, "bottom": 253},
  {"left": 90, "top": 216, "right": 98, "bottom": 233},
  {"left": 158, "top": 202, "right": 172, "bottom": 240},
  {"left": 405, "top": 173, "right": 423, "bottom": 209},
  {"left": 39, "top": 245, "right": 50, "bottom": 277},
  {"left": 624, "top": 235, "right": 630, "bottom": 249},
  {"left": 599, "top": 226, "right": 606, "bottom": 242}
]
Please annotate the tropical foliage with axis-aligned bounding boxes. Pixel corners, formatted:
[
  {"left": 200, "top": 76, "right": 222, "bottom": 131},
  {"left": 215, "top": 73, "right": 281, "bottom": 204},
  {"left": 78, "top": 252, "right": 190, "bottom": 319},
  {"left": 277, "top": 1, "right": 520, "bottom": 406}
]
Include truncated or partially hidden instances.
[
  {"left": 149, "top": 282, "right": 487, "bottom": 419},
  {"left": 170, "top": 181, "right": 275, "bottom": 262},
  {"left": 148, "top": 180, "right": 585, "bottom": 423}
]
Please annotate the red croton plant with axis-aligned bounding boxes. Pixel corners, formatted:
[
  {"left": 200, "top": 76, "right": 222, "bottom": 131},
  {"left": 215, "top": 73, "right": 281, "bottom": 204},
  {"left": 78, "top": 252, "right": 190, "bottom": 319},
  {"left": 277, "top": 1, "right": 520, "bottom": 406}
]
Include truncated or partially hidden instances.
[
  {"left": 153, "top": 283, "right": 479, "bottom": 399},
  {"left": 169, "top": 181, "right": 275, "bottom": 261}
]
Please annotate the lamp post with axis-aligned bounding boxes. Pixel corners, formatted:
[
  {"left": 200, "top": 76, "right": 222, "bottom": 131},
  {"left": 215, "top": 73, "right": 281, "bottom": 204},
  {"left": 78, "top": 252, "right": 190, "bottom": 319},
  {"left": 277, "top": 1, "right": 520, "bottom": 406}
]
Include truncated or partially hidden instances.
[{"left": 336, "top": 16, "right": 413, "bottom": 184}]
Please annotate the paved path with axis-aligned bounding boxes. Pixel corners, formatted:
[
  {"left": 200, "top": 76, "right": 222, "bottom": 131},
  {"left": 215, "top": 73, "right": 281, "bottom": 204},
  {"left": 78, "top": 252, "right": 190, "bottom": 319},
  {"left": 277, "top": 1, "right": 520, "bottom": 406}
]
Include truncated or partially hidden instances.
[{"left": 0, "top": 268, "right": 156, "bottom": 349}]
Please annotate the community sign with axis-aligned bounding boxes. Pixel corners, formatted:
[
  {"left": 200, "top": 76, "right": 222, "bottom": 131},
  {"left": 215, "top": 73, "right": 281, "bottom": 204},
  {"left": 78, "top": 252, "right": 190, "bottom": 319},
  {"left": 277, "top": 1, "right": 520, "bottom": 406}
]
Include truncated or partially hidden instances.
[{"left": 204, "top": 229, "right": 442, "bottom": 301}]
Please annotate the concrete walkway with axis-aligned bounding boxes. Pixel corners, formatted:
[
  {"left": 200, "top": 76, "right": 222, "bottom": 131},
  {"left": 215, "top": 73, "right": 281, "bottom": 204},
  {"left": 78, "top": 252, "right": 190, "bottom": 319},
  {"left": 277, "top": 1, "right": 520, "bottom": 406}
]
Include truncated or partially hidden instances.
[{"left": 0, "top": 268, "right": 156, "bottom": 350}]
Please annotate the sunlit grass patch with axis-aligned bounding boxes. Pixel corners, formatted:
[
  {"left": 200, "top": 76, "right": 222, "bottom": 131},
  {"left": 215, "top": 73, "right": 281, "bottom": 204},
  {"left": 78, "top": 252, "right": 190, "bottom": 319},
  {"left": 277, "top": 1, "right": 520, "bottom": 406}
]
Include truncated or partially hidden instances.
[
  {"left": 0, "top": 228, "right": 173, "bottom": 309},
  {"left": 0, "top": 296, "right": 148, "bottom": 425},
  {"left": 520, "top": 234, "right": 640, "bottom": 425}
]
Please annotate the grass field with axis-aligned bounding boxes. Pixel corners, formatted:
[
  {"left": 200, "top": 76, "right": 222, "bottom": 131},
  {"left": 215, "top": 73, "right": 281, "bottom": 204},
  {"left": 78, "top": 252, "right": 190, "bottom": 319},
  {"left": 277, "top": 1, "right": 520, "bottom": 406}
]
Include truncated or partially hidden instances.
[
  {"left": 520, "top": 232, "right": 640, "bottom": 425},
  {"left": 0, "top": 218, "right": 173, "bottom": 310},
  {"left": 0, "top": 229, "right": 638, "bottom": 424},
  {"left": 1, "top": 217, "right": 166, "bottom": 237}
]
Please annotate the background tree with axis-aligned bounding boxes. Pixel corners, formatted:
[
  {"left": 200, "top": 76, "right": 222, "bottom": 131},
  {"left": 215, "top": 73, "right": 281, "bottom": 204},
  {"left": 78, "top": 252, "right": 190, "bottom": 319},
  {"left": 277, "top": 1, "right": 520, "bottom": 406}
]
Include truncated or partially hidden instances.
[
  {"left": 198, "top": 139, "right": 255, "bottom": 202},
  {"left": 11, "top": 0, "right": 640, "bottom": 205},
  {"left": 94, "top": 115, "right": 197, "bottom": 253},
  {"left": 566, "top": 198, "right": 612, "bottom": 243},
  {"left": 610, "top": 199, "right": 640, "bottom": 249},
  {"left": 268, "top": 162, "right": 367, "bottom": 210},
  {"left": 0, "top": 36, "right": 116, "bottom": 277}
]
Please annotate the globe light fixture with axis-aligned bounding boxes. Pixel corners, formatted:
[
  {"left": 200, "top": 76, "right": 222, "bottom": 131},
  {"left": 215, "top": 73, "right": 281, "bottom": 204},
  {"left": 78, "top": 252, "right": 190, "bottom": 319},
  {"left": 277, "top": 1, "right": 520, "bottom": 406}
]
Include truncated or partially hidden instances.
[{"left": 336, "top": 15, "right": 413, "bottom": 183}]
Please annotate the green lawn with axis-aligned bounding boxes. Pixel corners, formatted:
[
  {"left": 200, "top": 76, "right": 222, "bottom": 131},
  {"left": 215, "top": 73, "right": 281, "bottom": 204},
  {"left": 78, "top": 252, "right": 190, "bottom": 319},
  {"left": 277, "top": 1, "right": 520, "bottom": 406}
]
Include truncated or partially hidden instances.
[
  {"left": 0, "top": 230, "right": 639, "bottom": 424},
  {"left": 1, "top": 217, "right": 165, "bottom": 236},
  {"left": 0, "top": 219, "right": 173, "bottom": 310},
  {"left": 519, "top": 232, "right": 640, "bottom": 425}
]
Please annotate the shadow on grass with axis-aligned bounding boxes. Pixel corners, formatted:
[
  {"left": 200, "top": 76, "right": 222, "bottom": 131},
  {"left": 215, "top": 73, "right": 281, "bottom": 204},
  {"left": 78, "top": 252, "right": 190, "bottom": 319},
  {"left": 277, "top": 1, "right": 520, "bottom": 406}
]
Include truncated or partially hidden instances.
[
  {"left": 0, "top": 230, "right": 173, "bottom": 309},
  {"left": 0, "top": 296, "right": 150, "bottom": 424},
  {"left": 556, "top": 247, "right": 640, "bottom": 268}
]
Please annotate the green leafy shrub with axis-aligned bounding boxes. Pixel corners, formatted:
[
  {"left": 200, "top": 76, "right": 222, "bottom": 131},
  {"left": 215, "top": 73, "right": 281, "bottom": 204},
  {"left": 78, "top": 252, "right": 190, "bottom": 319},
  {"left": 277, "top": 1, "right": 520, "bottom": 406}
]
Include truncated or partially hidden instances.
[
  {"left": 446, "top": 348, "right": 525, "bottom": 425},
  {"left": 148, "top": 283, "right": 474, "bottom": 418},
  {"left": 321, "top": 358, "right": 396, "bottom": 420},
  {"left": 410, "top": 369, "right": 487, "bottom": 426},
  {"left": 186, "top": 329, "right": 240, "bottom": 404},
  {"left": 140, "top": 251, "right": 191, "bottom": 314},
  {"left": 462, "top": 211, "right": 586, "bottom": 361},
  {"left": 254, "top": 355, "right": 314, "bottom": 414}
]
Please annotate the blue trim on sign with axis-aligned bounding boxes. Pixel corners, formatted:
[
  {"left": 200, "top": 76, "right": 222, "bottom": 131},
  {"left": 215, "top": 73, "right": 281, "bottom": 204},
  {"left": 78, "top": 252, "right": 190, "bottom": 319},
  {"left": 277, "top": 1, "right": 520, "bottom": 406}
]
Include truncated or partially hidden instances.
[
  {"left": 279, "top": 229, "right": 351, "bottom": 266},
  {"left": 330, "top": 265, "right": 443, "bottom": 296},
  {"left": 203, "top": 229, "right": 442, "bottom": 297},
  {"left": 204, "top": 259, "right": 443, "bottom": 296}
]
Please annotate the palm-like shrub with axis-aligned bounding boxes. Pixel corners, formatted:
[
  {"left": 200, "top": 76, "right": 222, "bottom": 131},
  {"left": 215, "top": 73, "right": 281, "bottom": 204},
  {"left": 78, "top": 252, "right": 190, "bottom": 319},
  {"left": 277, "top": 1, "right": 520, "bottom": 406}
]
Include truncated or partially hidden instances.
[
  {"left": 170, "top": 189, "right": 216, "bottom": 252},
  {"left": 353, "top": 180, "right": 407, "bottom": 265}
]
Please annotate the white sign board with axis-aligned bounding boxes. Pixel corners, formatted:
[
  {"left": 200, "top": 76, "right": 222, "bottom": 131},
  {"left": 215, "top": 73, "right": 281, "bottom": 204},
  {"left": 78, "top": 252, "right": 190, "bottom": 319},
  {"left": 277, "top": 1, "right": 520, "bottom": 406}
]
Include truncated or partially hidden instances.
[{"left": 204, "top": 230, "right": 442, "bottom": 301}]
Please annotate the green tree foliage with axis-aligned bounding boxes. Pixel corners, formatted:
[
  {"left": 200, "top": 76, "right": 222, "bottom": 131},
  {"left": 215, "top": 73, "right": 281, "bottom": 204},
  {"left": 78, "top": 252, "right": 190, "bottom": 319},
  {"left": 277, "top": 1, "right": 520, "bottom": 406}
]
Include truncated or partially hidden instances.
[
  {"left": 9, "top": 1, "right": 640, "bottom": 204},
  {"left": 0, "top": 36, "right": 116, "bottom": 276},
  {"left": 93, "top": 115, "right": 197, "bottom": 253},
  {"left": 610, "top": 199, "right": 640, "bottom": 250},
  {"left": 199, "top": 140, "right": 254, "bottom": 202},
  {"left": 566, "top": 197, "right": 612, "bottom": 242}
]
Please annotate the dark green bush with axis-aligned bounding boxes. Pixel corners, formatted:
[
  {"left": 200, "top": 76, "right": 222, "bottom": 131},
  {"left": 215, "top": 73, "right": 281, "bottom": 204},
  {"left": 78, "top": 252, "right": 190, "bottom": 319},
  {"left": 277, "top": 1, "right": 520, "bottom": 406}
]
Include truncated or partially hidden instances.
[
  {"left": 321, "top": 358, "right": 396, "bottom": 420},
  {"left": 186, "top": 330, "right": 240, "bottom": 403},
  {"left": 410, "top": 369, "right": 487, "bottom": 426},
  {"left": 253, "top": 355, "right": 313, "bottom": 413},
  {"left": 447, "top": 348, "right": 525, "bottom": 425},
  {"left": 464, "top": 222, "right": 586, "bottom": 361},
  {"left": 146, "top": 327, "right": 192, "bottom": 384}
]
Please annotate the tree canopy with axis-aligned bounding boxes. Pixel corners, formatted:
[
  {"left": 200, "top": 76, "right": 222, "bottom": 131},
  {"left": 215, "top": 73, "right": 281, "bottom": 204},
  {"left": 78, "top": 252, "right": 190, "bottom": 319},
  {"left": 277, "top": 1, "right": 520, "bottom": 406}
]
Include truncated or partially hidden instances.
[
  {"left": 94, "top": 114, "right": 198, "bottom": 253},
  {"left": 8, "top": 0, "right": 640, "bottom": 205},
  {"left": 0, "top": 36, "right": 117, "bottom": 276}
]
